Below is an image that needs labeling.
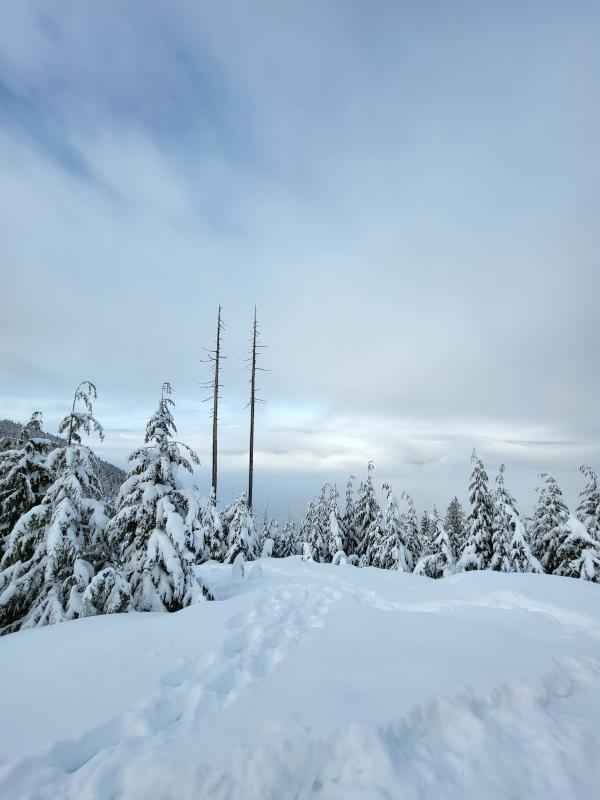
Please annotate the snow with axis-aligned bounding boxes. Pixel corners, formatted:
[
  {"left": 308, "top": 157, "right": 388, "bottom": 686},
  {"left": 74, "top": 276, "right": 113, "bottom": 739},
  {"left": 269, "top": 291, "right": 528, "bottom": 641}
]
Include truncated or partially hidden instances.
[{"left": 1, "top": 558, "right": 599, "bottom": 799}]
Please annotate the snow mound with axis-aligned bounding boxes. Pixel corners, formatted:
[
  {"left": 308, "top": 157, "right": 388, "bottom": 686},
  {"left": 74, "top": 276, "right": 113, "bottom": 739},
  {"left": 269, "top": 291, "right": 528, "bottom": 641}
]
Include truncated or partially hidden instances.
[{"left": 1, "top": 558, "right": 599, "bottom": 799}]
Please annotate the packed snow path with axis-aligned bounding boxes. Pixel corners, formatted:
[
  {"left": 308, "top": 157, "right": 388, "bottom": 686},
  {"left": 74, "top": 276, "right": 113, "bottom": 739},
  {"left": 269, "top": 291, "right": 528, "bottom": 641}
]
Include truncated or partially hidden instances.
[{"left": 1, "top": 559, "right": 600, "bottom": 799}]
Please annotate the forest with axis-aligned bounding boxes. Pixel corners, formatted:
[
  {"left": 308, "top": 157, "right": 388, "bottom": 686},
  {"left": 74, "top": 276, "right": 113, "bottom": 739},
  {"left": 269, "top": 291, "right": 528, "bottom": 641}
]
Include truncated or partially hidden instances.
[{"left": 1, "top": 372, "right": 599, "bottom": 637}]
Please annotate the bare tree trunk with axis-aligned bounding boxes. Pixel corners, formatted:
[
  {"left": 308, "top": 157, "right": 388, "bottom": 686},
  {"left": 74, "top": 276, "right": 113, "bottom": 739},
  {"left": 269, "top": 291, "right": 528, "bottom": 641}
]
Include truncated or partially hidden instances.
[
  {"left": 212, "top": 305, "right": 222, "bottom": 500},
  {"left": 248, "top": 306, "right": 257, "bottom": 510}
]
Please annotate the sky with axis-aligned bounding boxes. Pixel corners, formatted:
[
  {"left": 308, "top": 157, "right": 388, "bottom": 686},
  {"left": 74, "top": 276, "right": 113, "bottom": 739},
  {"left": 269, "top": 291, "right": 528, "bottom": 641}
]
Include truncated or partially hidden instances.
[{"left": 1, "top": 1, "right": 599, "bottom": 521}]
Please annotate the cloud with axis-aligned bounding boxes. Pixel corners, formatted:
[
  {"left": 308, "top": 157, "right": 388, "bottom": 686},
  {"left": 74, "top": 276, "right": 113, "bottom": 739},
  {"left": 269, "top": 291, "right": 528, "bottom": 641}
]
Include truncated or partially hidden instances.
[{"left": 1, "top": 0, "right": 599, "bottom": 520}]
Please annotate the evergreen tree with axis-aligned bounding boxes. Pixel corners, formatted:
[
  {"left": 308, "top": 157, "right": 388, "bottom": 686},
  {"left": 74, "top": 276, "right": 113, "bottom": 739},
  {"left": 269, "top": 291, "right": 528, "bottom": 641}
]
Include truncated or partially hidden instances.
[
  {"left": 458, "top": 450, "right": 494, "bottom": 571},
  {"left": 107, "top": 384, "right": 207, "bottom": 612},
  {"left": 399, "top": 491, "right": 420, "bottom": 570},
  {"left": 505, "top": 514, "right": 543, "bottom": 574},
  {"left": 444, "top": 496, "right": 467, "bottom": 558},
  {"left": 576, "top": 465, "right": 600, "bottom": 539},
  {"left": 556, "top": 516, "right": 600, "bottom": 582},
  {"left": 530, "top": 473, "right": 569, "bottom": 574},
  {"left": 490, "top": 465, "right": 517, "bottom": 571},
  {"left": 202, "top": 489, "right": 226, "bottom": 562},
  {"left": 326, "top": 484, "right": 345, "bottom": 560},
  {"left": 0, "top": 412, "right": 53, "bottom": 556},
  {"left": 224, "top": 491, "right": 258, "bottom": 563},
  {"left": 0, "top": 382, "right": 109, "bottom": 633},
  {"left": 419, "top": 511, "right": 434, "bottom": 557},
  {"left": 354, "top": 462, "right": 380, "bottom": 559},
  {"left": 369, "top": 483, "right": 410, "bottom": 570},
  {"left": 274, "top": 519, "right": 298, "bottom": 558},
  {"left": 414, "top": 507, "right": 455, "bottom": 578},
  {"left": 343, "top": 475, "right": 357, "bottom": 555}
]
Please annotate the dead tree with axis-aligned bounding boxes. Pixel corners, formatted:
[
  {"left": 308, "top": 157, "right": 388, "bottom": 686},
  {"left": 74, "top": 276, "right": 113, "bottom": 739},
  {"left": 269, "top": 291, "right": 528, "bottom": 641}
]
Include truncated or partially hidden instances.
[
  {"left": 245, "top": 305, "right": 267, "bottom": 510},
  {"left": 201, "top": 305, "right": 225, "bottom": 501}
]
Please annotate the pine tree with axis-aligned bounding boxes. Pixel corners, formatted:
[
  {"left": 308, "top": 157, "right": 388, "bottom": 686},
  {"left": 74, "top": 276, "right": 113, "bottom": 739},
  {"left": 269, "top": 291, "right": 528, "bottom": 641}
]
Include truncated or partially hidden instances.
[
  {"left": 326, "top": 484, "right": 345, "bottom": 561},
  {"left": 576, "top": 465, "right": 600, "bottom": 539},
  {"left": 530, "top": 473, "right": 569, "bottom": 574},
  {"left": 444, "top": 496, "right": 467, "bottom": 558},
  {"left": 0, "top": 412, "right": 53, "bottom": 556},
  {"left": 305, "top": 487, "right": 328, "bottom": 563},
  {"left": 399, "top": 491, "right": 420, "bottom": 570},
  {"left": 224, "top": 491, "right": 258, "bottom": 563},
  {"left": 354, "top": 462, "right": 380, "bottom": 559},
  {"left": 369, "top": 483, "right": 410, "bottom": 571},
  {"left": 343, "top": 475, "right": 357, "bottom": 555},
  {"left": 506, "top": 514, "right": 543, "bottom": 574},
  {"left": 107, "top": 384, "right": 207, "bottom": 612},
  {"left": 274, "top": 518, "right": 298, "bottom": 558},
  {"left": 490, "top": 465, "right": 517, "bottom": 571},
  {"left": 0, "top": 382, "right": 109, "bottom": 633},
  {"left": 202, "top": 489, "right": 226, "bottom": 562},
  {"left": 419, "top": 511, "right": 434, "bottom": 557},
  {"left": 556, "top": 516, "right": 600, "bottom": 582},
  {"left": 414, "top": 507, "right": 455, "bottom": 578},
  {"left": 458, "top": 450, "right": 494, "bottom": 571}
]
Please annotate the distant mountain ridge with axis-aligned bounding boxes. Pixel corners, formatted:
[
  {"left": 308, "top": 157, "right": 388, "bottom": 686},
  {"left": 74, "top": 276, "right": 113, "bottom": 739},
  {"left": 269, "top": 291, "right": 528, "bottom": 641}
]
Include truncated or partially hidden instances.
[{"left": 0, "top": 418, "right": 125, "bottom": 499}]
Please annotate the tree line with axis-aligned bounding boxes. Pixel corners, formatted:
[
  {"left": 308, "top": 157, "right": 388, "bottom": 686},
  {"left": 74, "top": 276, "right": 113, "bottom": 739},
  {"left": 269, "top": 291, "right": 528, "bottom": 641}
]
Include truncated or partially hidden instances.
[{"left": 0, "top": 376, "right": 599, "bottom": 636}]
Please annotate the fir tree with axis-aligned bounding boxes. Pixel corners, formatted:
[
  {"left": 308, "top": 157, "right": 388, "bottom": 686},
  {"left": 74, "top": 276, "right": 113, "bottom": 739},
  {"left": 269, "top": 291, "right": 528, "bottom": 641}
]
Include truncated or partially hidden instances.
[
  {"left": 326, "top": 484, "right": 345, "bottom": 561},
  {"left": 444, "top": 496, "right": 467, "bottom": 557},
  {"left": 369, "top": 483, "right": 410, "bottom": 571},
  {"left": 419, "top": 511, "right": 434, "bottom": 557},
  {"left": 0, "top": 412, "right": 53, "bottom": 556},
  {"left": 0, "top": 382, "right": 109, "bottom": 633},
  {"left": 576, "top": 465, "right": 600, "bottom": 539},
  {"left": 107, "top": 384, "right": 207, "bottom": 612},
  {"left": 274, "top": 518, "right": 298, "bottom": 558},
  {"left": 343, "top": 475, "right": 357, "bottom": 555},
  {"left": 354, "top": 462, "right": 380, "bottom": 559},
  {"left": 530, "top": 473, "right": 569, "bottom": 574},
  {"left": 202, "top": 489, "right": 226, "bottom": 562},
  {"left": 224, "top": 491, "right": 258, "bottom": 563},
  {"left": 414, "top": 507, "right": 455, "bottom": 578},
  {"left": 556, "top": 516, "right": 600, "bottom": 582},
  {"left": 458, "top": 450, "right": 494, "bottom": 571},
  {"left": 490, "top": 465, "right": 517, "bottom": 571},
  {"left": 399, "top": 491, "right": 420, "bottom": 570}
]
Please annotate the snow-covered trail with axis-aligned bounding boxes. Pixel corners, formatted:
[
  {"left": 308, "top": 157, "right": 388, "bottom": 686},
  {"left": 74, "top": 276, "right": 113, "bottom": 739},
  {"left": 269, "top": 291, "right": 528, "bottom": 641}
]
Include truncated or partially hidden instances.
[{"left": 1, "top": 559, "right": 600, "bottom": 799}]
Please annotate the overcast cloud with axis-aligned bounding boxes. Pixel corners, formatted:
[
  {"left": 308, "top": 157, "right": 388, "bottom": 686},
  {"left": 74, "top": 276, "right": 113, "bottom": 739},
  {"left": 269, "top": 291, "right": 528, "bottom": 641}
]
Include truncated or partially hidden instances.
[{"left": 1, "top": 1, "right": 599, "bottom": 519}]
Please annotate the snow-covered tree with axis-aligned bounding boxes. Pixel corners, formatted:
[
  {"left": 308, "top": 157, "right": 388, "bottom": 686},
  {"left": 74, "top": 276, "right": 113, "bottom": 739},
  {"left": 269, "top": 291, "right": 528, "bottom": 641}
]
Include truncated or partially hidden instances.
[
  {"left": 556, "top": 516, "right": 600, "bottom": 582},
  {"left": 419, "top": 511, "right": 434, "bottom": 558},
  {"left": 343, "top": 475, "right": 357, "bottom": 555},
  {"left": 0, "top": 382, "right": 109, "bottom": 634},
  {"left": 576, "top": 465, "right": 600, "bottom": 539},
  {"left": 224, "top": 491, "right": 258, "bottom": 563},
  {"left": 301, "top": 490, "right": 328, "bottom": 563},
  {"left": 399, "top": 491, "right": 420, "bottom": 570},
  {"left": 414, "top": 507, "right": 455, "bottom": 578},
  {"left": 274, "top": 518, "right": 298, "bottom": 558},
  {"left": 444, "top": 496, "right": 467, "bottom": 557},
  {"left": 505, "top": 514, "right": 543, "bottom": 574},
  {"left": 107, "top": 384, "right": 207, "bottom": 612},
  {"left": 0, "top": 412, "right": 53, "bottom": 556},
  {"left": 530, "top": 473, "right": 569, "bottom": 574},
  {"left": 202, "top": 489, "right": 226, "bottom": 562},
  {"left": 354, "top": 462, "right": 380, "bottom": 559},
  {"left": 369, "top": 483, "right": 410, "bottom": 571},
  {"left": 258, "top": 509, "right": 278, "bottom": 559},
  {"left": 325, "top": 484, "right": 345, "bottom": 561},
  {"left": 490, "top": 465, "right": 517, "bottom": 571},
  {"left": 458, "top": 450, "right": 494, "bottom": 571}
]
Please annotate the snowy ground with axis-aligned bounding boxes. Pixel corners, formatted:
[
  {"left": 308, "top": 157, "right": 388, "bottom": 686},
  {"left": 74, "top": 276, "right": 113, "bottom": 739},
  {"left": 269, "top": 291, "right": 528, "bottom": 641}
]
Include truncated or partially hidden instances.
[{"left": 1, "top": 559, "right": 599, "bottom": 799}]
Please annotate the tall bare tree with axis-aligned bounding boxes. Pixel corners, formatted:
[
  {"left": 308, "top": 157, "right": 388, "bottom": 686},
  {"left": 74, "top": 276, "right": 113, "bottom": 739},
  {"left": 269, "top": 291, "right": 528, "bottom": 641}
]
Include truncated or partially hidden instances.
[
  {"left": 245, "top": 306, "right": 266, "bottom": 510},
  {"left": 201, "top": 306, "right": 225, "bottom": 501}
]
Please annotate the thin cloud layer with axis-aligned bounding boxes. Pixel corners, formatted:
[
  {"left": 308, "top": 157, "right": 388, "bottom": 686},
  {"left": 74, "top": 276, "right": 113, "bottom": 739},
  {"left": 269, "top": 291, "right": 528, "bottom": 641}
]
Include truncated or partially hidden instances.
[{"left": 1, "top": 1, "right": 599, "bottom": 519}]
